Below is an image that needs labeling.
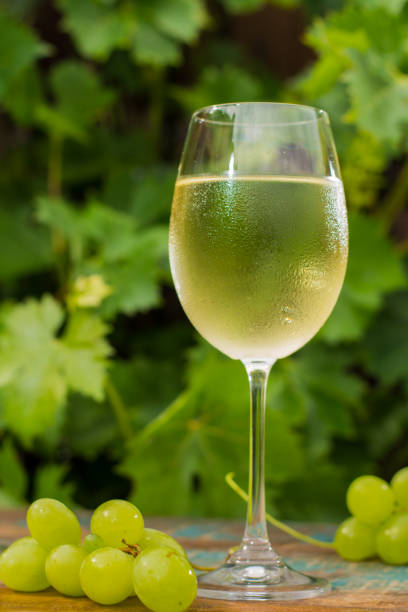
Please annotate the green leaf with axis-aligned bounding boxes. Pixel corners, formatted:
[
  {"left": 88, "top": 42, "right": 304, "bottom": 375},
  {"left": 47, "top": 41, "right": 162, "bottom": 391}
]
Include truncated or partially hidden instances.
[
  {"left": 355, "top": 0, "right": 408, "bottom": 14},
  {"left": 58, "top": 311, "right": 112, "bottom": 401},
  {"left": 296, "top": 54, "right": 349, "bottom": 100},
  {"left": 37, "top": 61, "right": 115, "bottom": 139},
  {"left": 0, "top": 0, "right": 43, "bottom": 19},
  {"left": 270, "top": 344, "right": 364, "bottom": 456},
  {"left": 0, "top": 205, "right": 53, "bottom": 282},
  {"left": 98, "top": 226, "right": 169, "bottom": 316},
  {"left": 104, "top": 165, "right": 176, "bottom": 226},
  {"left": 120, "top": 345, "right": 304, "bottom": 516},
  {"left": 0, "top": 13, "right": 49, "bottom": 98},
  {"left": 37, "top": 196, "right": 169, "bottom": 317},
  {"left": 58, "top": 0, "right": 197, "bottom": 67},
  {"left": 0, "top": 296, "right": 67, "bottom": 445},
  {"left": 52, "top": 61, "right": 115, "bottom": 129},
  {"left": 342, "top": 132, "right": 386, "bottom": 210},
  {"left": 146, "top": 0, "right": 207, "bottom": 43},
  {"left": 319, "top": 212, "right": 406, "bottom": 342},
  {"left": 62, "top": 394, "right": 119, "bottom": 460},
  {"left": 57, "top": 0, "right": 132, "bottom": 60},
  {"left": 0, "top": 296, "right": 112, "bottom": 444},
  {"left": 174, "top": 65, "right": 264, "bottom": 113},
  {"left": 361, "top": 291, "right": 408, "bottom": 385},
  {"left": 344, "top": 54, "right": 408, "bottom": 148},
  {"left": 131, "top": 23, "right": 181, "bottom": 67},
  {"left": 35, "top": 105, "right": 86, "bottom": 142},
  {"left": 302, "top": 6, "right": 408, "bottom": 148},
  {"left": 34, "top": 464, "right": 76, "bottom": 507},
  {"left": 36, "top": 196, "right": 83, "bottom": 247},
  {"left": 220, "top": 0, "right": 270, "bottom": 12},
  {"left": 0, "top": 438, "right": 27, "bottom": 502},
  {"left": 2, "top": 66, "right": 43, "bottom": 124},
  {"left": 363, "top": 386, "right": 408, "bottom": 460}
]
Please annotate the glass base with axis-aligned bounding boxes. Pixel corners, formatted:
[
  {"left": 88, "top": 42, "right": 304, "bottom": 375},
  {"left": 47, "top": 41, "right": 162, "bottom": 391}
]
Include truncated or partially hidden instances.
[{"left": 197, "top": 558, "right": 331, "bottom": 601}]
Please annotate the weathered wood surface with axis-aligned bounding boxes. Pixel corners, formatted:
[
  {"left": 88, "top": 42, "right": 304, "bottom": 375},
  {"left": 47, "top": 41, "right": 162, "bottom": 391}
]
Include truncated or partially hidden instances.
[{"left": 1, "top": 510, "right": 407, "bottom": 611}]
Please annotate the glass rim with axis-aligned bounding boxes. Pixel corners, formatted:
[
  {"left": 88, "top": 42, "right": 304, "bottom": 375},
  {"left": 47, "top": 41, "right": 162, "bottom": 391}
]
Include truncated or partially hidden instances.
[{"left": 191, "top": 102, "right": 329, "bottom": 127}]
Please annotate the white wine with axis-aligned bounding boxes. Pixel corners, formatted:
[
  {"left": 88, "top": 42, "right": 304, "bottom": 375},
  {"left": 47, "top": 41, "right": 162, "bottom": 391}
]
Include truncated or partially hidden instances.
[{"left": 169, "top": 175, "right": 347, "bottom": 361}]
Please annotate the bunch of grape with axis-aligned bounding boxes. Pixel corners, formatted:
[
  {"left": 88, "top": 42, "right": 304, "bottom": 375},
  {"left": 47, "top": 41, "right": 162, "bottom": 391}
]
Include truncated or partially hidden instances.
[
  {"left": 335, "top": 468, "right": 408, "bottom": 564},
  {"left": 0, "top": 498, "right": 197, "bottom": 611}
]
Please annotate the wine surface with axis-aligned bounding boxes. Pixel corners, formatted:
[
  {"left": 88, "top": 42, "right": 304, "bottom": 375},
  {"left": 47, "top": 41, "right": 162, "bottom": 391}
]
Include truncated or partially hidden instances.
[{"left": 169, "top": 175, "right": 347, "bottom": 360}]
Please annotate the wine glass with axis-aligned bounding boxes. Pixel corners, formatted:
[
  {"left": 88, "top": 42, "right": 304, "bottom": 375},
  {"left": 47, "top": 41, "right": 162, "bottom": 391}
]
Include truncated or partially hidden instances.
[{"left": 169, "top": 102, "right": 348, "bottom": 601}]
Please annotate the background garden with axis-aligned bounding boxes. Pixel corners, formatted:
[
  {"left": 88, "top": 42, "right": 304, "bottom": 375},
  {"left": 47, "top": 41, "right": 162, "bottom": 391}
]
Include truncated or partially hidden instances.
[{"left": 0, "top": 0, "right": 407, "bottom": 521}]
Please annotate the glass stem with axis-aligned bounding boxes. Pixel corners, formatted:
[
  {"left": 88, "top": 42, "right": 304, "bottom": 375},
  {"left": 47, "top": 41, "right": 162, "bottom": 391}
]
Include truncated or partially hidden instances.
[{"left": 241, "top": 360, "right": 275, "bottom": 556}]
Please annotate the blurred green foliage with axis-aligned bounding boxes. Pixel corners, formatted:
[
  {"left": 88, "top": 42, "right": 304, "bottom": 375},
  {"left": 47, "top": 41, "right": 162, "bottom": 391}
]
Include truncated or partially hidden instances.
[{"left": 0, "top": 0, "right": 407, "bottom": 520}]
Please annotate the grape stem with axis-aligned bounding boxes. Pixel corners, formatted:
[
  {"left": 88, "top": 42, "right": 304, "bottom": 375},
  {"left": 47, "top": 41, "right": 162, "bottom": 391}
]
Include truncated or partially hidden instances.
[
  {"left": 225, "top": 473, "right": 334, "bottom": 550},
  {"left": 120, "top": 539, "right": 141, "bottom": 558}
]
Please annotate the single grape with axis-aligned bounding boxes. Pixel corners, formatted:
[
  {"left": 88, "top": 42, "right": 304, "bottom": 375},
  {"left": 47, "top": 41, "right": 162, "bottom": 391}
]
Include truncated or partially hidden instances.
[
  {"left": 132, "top": 546, "right": 197, "bottom": 612},
  {"left": 90, "top": 499, "right": 144, "bottom": 548},
  {"left": 79, "top": 547, "right": 134, "bottom": 605},
  {"left": 139, "top": 528, "right": 186, "bottom": 557},
  {"left": 391, "top": 467, "right": 408, "bottom": 510},
  {"left": 83, "top": 534, "right": 105, "bottom": 554},
  {"left": 376, "top": 513, "right": 408, "bottom": 565},
  {"left": 334, "top": 517, "right": 377, "bottom": 561},
  {"left": 346, "top": 475, "right": 394, "bottom": 525},
  {"left": 0, "top": 537, "right": 49, "bottom": 592},
  {"left": 45, "top": 544, "right": 86, "bottom": 597},
  {"left": 27, "top": 498, "right": 81, "bottom": 551}
]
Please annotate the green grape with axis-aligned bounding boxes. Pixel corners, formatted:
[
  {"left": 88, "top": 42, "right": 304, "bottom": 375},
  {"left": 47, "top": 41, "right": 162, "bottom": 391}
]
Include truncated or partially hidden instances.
[
  {"left": 139, "top": 528, "right": 186, "bottom": 557},
  {"left": 346, "top": 475, "right": 394, "bottom": 525},
  {"left": 0, "top": 537, "right": 49, "bottom": 592},
  {"left": 79, "top": 546, "right": 134, "bottom": 605},
  {"left": 90, "top": 499, "right": 144, "bottom": 548},
  {"left": 334, "top": 517, "right": 377, "bottom": 561},
  {"left": 83, "top": 533, "right": 105, "bottom": 554},
  {"left": 132, "top": 546, "right": 197, "bottom": 612},
  {"left": 45, "top": 544, "right": 86, "bottom": 597},
  {"left": 391, "top": 467, "right": 408, "bottom": 510},
  {"left": 376, "top": 513, "right": 408, "bottom": 565},
  {"left": 27, "top": 498, "right": 82, "bottom": 551}
]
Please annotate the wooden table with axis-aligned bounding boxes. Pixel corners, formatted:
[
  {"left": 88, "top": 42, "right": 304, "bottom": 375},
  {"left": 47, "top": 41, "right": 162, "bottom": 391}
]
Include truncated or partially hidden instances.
[{"left": 1, "top": 510, "right": 407, "bottom": 611}]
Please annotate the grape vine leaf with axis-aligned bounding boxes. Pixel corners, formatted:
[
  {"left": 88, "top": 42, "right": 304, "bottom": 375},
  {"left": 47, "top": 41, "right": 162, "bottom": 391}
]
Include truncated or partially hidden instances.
[
  {"left": 362, "top": 385, "right": 408, "bottom": 461},
  {"left": 36, "top": 196, "right": 169, "bottom": 317},
  {"left": 344, "top": 53, "right": 408, "bottom": 148},
  {"left": 131, "top": 23, "right": 181, "bottom": 67},
  {"left": 104, "top": 165, "right": 176, "bottom": 227},
  {"left": 58, "top": 311, "right": 112, "bottom": 401},
  {"left": 57, "top": 0, "right": 131, "bottom": 61},
  {"left": 341, "top": 132, "right": 386, "bottom": 210},
  {"left": 62, "top": 394, "right": 120, "bottom": 461},
  {"left": 361, "top": 291, "right": 408, "bottom": 385},
  {"left": 0, "top": 206, "right": 53, "bottom": 282},
  {"left": 219, "top": 0, "right": 273, "bottom": 12},
  {"left": 0, "top": 296, "right": 67, "bottom": 444},
  {"left": 301, "top": 5, "right": 408, "bottom": 148},
  {"left": 319, "top": 212, "right": 406, "bottom": 342},
  {"left": 174, "top": 65, "right": 264, "bottom": 113},
  {"left": 269, "top": 343, "right": 364, "bottom": 463},
  {"left": 144, "top": 0, "right": 207, "bottom": 44},
  {"left": 0, "top": 438, "right": 27, "bottom": 503},
  {"left": 0, "top": 12, "right": 49, "bottom": 98},
  {"left": 119, "top": 344, "right": 304, "bottom": 516},
  {"left": 36, "top": 61, "right": 115, "bottom": 140},
  {"left": 34, "top": 464, "right": 76, "bottom": 507},
  {"left": 2, "top": 65, "right": 43, "bottom": 125},
  {"left": 355, "top": 0, "right": 408, "bottom": 14},
  {"left": 0, "top": 296, "right": 112, "bottom": 445},
  {"left": 58, "top": 0, "right": 206, "bottom": 67}
]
